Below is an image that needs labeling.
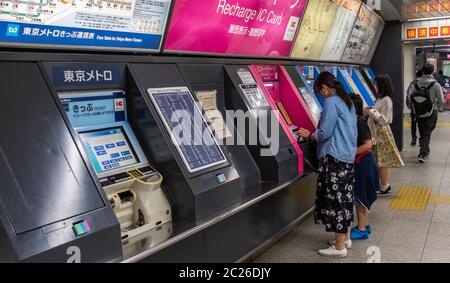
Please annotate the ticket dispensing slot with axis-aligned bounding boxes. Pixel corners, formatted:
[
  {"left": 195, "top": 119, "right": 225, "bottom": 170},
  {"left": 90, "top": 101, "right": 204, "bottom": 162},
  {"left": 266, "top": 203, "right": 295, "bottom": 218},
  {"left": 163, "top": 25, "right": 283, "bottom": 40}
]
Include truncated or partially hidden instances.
[{"left": 58, "top": 90, "right": 172, "bottom": 242}]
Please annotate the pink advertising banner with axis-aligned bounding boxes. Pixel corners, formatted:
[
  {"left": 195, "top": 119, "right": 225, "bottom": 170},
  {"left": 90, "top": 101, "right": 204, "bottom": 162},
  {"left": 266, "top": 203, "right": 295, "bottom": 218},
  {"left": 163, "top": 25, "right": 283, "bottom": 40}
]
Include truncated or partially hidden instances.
[{"left": 164, "top": 0, "right": 308, "bottom": 57}]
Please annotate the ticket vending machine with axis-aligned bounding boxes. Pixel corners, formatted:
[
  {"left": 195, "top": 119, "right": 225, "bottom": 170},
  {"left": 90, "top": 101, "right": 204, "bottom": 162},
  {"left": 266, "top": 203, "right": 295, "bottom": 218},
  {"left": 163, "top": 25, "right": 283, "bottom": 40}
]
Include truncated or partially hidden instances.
[
  {"left": 249, "top": 65, "right": 319, "bottom": 173},
  {"left": 127, "top": 63, "right": 242, "bottom": 224},
  {"left": 337, "top": 67, "right": 371, "bottom": 107},
  {"left": 43, "top": 62, "right": 172, "bottom": 254},
  {"left": 57, "top": 90, "right": 172, "bottom": 240},
  {"left": 224, "top": 65, "right": 300, "bottom": 183},
  {"left": 0, "top": 62, "right": 123, "bottom": 262},
  {"left": 360, "top": 66, "right": 377, "bottom": 95},
  {"left": 177, "top": 64, "right": 262, "bottom": 197},
  {"left": 348, "top": 67, "right": 377, "bottom": 106},
  {"left": 298, "top": 65, "right": 325, "bottom": 106},
  {"left": 363, "top": 67, "right": 377, "bottom": 82}
]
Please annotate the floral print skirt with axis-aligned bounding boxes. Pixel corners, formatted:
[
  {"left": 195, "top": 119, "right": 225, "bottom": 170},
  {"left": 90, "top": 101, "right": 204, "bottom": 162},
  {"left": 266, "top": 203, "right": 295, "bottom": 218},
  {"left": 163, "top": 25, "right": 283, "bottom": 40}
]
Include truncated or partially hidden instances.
[
  {"left": 315, "top": 155, "right": 355, "bottom": 234},
  {"left": 375, "top": 125, "right": 405, "bottom": 168}
]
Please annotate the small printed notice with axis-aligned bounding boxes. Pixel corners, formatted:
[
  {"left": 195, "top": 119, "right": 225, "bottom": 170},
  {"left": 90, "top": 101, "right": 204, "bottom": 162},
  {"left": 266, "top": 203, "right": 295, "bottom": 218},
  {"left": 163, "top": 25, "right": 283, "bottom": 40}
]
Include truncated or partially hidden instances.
[
  {"left": 196, "top": 90, "right": 231, "bottom": 139},
  {"left": 237, "top": 70, "right": 256, "bottom": 84},
  {"left": 196, "top": 90, "right": 218, "bottom": 111},
  {"left": 239, "top": 84, "right": 269, "bottom": 108}
]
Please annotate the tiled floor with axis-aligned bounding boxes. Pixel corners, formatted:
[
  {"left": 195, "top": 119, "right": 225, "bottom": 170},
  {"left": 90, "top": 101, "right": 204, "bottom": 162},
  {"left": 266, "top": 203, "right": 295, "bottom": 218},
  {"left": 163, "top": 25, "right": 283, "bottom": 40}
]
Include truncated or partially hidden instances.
[{"left": 253, "top": 112, "right": 450, "bottom": 263}]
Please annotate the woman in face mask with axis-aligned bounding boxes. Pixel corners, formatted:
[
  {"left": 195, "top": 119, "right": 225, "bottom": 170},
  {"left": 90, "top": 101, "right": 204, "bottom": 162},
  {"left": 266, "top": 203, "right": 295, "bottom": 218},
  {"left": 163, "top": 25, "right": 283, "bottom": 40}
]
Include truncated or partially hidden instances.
[{"left": 298, "top": 72, "right": 357, "bottom": 258}]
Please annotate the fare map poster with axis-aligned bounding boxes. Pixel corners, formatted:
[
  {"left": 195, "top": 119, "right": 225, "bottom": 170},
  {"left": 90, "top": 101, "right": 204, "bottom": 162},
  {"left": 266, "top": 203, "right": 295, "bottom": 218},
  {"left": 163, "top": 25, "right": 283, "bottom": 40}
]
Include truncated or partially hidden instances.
[
  {"left": 320, "top": 0, "right": 361, "bottom": 61},
  {"left": 342, "top": 3, "right": 385, "bottom": 64},
  {"left": 290, "top": 0, "right": 339, "bottom": 60},
  {"left": 0, "top": 0, "right": 171, "bottom": 51},
  {"left": 164, "top": 0, "right": 308, "bottom": 57}
]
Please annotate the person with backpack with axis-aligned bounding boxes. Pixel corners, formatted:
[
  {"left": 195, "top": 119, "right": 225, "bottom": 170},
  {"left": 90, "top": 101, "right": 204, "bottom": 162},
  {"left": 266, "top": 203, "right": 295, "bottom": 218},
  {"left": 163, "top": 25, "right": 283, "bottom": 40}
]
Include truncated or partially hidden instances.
[
  {"left": 437, "top": 70, "right": 448, "bottom": 87},
  {"left": 406, "top": 70, "right": 423, "bottom": 146},
  {"left": 412, "top": 64, "right": 444, "bottom": 163}
]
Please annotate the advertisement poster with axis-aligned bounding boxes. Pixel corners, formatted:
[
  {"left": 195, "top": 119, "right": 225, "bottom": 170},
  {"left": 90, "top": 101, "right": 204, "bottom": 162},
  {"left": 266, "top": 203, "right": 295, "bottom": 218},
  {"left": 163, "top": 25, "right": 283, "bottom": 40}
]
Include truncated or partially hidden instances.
[
  {"left": 290, "top": 0, "right": 339, "bottom": 60},
  {"left": 342, "top": 3, "right": 385, "bottom": 64},
  {"left": 320, "top": 0, "right": 361, "bottom": 61},
  {"left": 0, "top": 0, "right": 171, "bottom": 51},
  {"left": 164, "top": 0, "right": 308, "bottom": 57}
]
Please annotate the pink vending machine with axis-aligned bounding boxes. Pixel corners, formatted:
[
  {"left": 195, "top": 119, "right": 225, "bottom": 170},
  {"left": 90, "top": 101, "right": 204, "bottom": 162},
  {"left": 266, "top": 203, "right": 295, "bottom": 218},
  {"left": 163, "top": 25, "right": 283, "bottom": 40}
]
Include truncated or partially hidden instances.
[{"left": 249, "top": 65, "right": 319, "bottom": 176}]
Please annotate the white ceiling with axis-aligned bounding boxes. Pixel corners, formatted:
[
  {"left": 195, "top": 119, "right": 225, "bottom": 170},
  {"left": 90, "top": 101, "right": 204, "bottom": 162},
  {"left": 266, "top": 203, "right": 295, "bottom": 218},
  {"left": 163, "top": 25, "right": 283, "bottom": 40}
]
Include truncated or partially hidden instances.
[{"left": 380, "top": 0, "right": 450, "bottom": 22}]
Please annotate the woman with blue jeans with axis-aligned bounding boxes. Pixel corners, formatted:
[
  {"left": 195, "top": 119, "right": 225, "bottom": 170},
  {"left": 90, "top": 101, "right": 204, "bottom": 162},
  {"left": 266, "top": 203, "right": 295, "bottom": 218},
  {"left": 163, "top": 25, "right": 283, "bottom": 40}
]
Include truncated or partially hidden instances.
[{"left": 299, "top": 72, "right": 357, "bottom": 258}]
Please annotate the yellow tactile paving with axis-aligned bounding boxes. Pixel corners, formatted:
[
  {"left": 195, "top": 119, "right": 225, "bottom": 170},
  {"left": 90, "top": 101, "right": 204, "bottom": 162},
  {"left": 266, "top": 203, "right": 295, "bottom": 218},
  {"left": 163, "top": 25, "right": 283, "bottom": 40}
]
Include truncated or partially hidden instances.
[
  {"left": 390, "top": 186, "right": 431, "bottom": 211},
  {"left": 429, "top": 195, "right": 450, "bottom": 204},
  {"left": 404, "top": 122, "right": 450, "bottom": 127}
]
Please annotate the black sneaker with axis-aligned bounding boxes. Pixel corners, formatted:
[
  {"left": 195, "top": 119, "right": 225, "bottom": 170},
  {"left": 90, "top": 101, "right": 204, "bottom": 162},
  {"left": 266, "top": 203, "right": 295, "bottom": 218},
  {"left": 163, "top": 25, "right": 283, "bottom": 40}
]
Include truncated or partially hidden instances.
[
  {"left": 411, "top": 140, "right": 416, "bottom": 146},
  {"left": 378, "top": 186, "right": 392, "bottom": 195},
  {"left": 418, "top": 155, "right": 427, "bottom": 163}
]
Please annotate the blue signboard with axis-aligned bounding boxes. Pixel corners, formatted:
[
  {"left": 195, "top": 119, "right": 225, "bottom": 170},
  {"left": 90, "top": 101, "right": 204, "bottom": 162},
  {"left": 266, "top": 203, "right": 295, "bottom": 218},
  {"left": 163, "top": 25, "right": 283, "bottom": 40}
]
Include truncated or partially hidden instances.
[
  {"left": 0, "top": 0, "right": 171, "bottom": 51},
  {"left": 52, "top": 64, "right": 123, "bottom": 87}
]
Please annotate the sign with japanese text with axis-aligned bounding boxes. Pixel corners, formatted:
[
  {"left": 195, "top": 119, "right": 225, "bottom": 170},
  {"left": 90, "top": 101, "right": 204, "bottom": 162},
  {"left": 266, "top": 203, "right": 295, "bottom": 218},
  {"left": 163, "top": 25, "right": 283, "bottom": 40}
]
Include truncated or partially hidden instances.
[
  {"left": 403, "top": 19, "right": 450, "bottom": 41},
  {"left": 341, "top": 2, "right": 385, "bottom": 64},
  {"left": 429, "top": 27, "right": 439, "bottom": 37},
  {"left": 164, "top": 0, "right": 308, "bottom": 57},
  {"left": 51, "top": 64, "right": 124, "bottom": 88},
  {"left": 0, "top": 0, "right": 171, "bottom": 51},
  {"left": 59, "top": 90, "right": 126, "bottom": 128},
  {"left": 442, "top": 26, "right": 450, "bottom": 37},
  {"left": 291, "top": 0, "right": 362, "bottom": 61},
  {"left": 407, "top": 28, "right": 417, "bottom": 39},
  {"left": 418, "top": 28, "right": 428, "bottom": 38}
]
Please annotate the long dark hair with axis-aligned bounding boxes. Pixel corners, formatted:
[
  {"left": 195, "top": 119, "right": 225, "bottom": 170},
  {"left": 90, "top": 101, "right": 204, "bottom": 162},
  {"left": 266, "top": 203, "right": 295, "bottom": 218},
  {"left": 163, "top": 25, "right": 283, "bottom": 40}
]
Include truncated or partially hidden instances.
[
  {"left": 314, "top": 71, "right": 353, "bottom": 110},
  {"left": 375, "top": 74, "right": 394, "bottom": 99},
  {"left": 349, "top": 93, "right": 363, "bottom": 117}
]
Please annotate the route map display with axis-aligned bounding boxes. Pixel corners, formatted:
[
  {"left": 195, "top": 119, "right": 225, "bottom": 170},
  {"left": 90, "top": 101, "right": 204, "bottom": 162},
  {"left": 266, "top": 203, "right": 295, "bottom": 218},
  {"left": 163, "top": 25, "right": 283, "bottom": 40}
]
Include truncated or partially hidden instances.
[
  {"left": 147, "top": 87, "right": 227, "bottom": 173},
  {"left": 320, "top": 0, "right": 361, "bottom": 61},
  {"left": 290, "top": 0, "right": 339, "bottom": 60},
  {"left": 0, "top": 0, "right": 171, "bottom": 51},
  {"left": 342, "top": 3, "right": 384, "bottom": 64}
]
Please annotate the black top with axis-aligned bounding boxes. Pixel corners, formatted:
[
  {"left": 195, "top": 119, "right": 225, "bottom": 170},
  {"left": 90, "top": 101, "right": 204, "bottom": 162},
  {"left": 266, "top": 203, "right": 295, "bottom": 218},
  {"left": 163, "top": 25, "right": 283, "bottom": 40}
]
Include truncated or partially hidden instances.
[{"left": 357, "top": 117, "right": 371, "bottom": 147}]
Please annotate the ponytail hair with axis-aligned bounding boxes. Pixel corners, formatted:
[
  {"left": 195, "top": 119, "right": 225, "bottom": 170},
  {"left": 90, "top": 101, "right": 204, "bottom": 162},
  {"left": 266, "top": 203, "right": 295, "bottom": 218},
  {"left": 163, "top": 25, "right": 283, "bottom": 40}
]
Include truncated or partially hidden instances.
[{"left": 314, "top": 71, "right": 353, "bottom": 110}]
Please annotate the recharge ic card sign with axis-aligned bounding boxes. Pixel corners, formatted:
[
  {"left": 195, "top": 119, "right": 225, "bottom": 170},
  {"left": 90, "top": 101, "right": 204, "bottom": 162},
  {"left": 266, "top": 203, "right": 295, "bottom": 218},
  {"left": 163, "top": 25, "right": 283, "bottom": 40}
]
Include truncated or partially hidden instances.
[
  {"left": 0, "top": 0, "right": 171, "bottom": 51},
  {"left": 164, "top": 0, "right": 307, "bottom": 57}
]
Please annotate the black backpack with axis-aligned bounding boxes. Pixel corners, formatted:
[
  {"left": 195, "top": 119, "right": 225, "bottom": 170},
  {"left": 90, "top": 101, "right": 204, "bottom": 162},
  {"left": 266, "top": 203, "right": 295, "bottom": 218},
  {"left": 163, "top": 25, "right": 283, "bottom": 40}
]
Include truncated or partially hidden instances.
[{"left": 412, "top": 81, "right": 435, "bottom": 118}]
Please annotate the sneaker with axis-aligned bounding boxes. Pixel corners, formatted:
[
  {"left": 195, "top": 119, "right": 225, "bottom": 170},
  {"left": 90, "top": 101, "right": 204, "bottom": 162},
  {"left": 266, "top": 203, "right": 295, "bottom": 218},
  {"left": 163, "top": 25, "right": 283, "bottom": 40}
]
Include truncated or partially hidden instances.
[
  {"left": 418, "top": 155, "right": 427, "bottom": 163},
  {"left": 350, "top": 227, "right": 369, "bottom": 240},
  {"left": 378, "top": 186, "right": 392, "bottom": 195},
  {"left": 327, "top": 239, "right": 352, "bottom": 249},
  {"left": 411, "top": 140, "right": 416, "bottom": 146},
  {"left": 318, "top": 246, "right": 347, "bottom": 257},
  {"left": 352, "top": 225, "right": 371, "bottom": 235}
]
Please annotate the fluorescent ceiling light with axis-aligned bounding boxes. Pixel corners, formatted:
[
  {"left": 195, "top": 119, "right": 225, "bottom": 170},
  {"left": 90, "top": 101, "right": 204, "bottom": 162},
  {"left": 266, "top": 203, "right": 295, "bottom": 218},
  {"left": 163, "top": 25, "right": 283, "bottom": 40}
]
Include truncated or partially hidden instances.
[{"left": 408, "top": 16, "right": 450, "bottom": 22}]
